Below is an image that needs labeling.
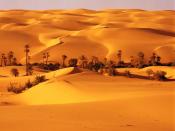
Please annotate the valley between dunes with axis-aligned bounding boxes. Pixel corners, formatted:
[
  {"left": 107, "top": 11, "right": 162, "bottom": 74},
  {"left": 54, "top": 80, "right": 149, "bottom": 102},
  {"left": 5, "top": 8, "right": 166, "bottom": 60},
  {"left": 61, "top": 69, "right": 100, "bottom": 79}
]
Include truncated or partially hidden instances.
[{"left": 0, "top": 9, "right": 175, "bottom": 131}]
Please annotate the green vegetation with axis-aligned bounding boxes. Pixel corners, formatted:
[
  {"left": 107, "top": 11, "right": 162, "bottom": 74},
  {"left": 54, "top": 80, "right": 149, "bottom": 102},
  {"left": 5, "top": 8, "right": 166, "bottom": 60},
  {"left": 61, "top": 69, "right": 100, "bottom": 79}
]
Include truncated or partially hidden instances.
[{"left": 7, "top": 75, "right": 47, "bottom": 94}]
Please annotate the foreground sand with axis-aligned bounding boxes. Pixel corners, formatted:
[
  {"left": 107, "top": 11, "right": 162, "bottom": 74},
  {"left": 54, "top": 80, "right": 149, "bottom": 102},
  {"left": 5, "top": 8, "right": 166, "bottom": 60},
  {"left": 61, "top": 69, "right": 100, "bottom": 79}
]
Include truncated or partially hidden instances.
[
  {"left": 0, "top": 8, "right": 175, "bottom": 131},
  {"left": 0, "top": 67, "right": 174, "bottom": 131}
]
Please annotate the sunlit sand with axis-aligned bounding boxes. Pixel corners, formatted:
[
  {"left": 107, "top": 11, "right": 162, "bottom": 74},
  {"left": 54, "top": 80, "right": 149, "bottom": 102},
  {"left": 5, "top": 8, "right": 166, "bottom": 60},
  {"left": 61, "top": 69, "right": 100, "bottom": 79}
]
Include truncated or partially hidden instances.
[{"left": 0, "top": 9, "right": 174, "bottom": 131}]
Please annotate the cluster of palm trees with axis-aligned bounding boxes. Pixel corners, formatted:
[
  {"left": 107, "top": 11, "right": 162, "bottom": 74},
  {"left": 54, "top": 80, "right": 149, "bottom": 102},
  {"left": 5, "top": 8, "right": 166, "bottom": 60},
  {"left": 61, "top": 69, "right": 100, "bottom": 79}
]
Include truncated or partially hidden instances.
[
  {"left": 24, "top": 44, "right": 33, "bottom": 76},
  {"left": 43, "top": 52, "right": 50, "bottom": 65},
  {"left": 39, "top": 50, "right": 163, "bottom": 71},
  {"left": 8, "top": 43, "right": 165, "bottom": 77},
  {"left": 0, "top": 51, "right": 17, "bottom": 66}
]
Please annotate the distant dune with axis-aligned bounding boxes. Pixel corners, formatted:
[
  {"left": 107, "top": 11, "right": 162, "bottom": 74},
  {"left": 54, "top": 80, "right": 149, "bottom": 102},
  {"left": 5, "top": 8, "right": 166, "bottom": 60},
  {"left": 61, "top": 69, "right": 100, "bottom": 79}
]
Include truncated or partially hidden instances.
[
  {"left": 0, "top": 9, "right": 175, "bottom": 131},
  {"left": 0, "top": 9, "right": 174, "bottom": 63}
]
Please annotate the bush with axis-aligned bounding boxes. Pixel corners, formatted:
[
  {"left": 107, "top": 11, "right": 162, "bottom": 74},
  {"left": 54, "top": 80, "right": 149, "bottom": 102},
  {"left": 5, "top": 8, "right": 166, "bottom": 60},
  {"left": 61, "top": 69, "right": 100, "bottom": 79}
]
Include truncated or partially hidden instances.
[
  {"left": 33, "top": 75, "right": 46, "bottom": 85},
  {"left": 98, "top": 68, "right": 104, "bottom": 74},
  {"left": 124, "top": 70, "right": 132, "bottom": 77},
  {"left": 7, "top": 75, "right": 47, "bottom": 94},
  {"left": 146, "top": 69, "right": 154, "bottom": 79},
  {"left": 11, "top": 68, "right": 19, "bottom": 77},
  {"left": 32, "top": 63, "right": 40, "bottom": 66},
  {"left": 25, "top": 79, "right": 33, "bottom": 89},
  {"left": 68, "top": 58, "right": 78, "bottom": 67},
  {"left": 93, "top": 63, "right": 104, "bottom": 72},
  {"left": 153, "top": 70, "right": 167, "bottom": 81},
  {"left": 38, "top": 63, "right": 60, "bottom": 71},
  {"left": 7, "top": 83, "right": 16, "bottom": 92},
  {"left": 7, "top": 83, "right": 25, "bottom": 94},
  {"left": 107, "top": 67, "right": 116, "bottom": 76}
]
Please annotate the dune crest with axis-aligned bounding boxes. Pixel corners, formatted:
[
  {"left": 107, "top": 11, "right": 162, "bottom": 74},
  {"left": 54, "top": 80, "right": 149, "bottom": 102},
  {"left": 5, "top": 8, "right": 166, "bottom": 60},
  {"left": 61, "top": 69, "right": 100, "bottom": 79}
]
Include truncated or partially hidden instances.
[{"left": 0, "top": 9, "right": 174, "bottom": 63}]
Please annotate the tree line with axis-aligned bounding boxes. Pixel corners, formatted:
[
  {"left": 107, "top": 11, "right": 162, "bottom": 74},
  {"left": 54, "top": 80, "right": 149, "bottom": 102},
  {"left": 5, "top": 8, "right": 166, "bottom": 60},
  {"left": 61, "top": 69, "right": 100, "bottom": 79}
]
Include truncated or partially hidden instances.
[{"left": 2, "top": 44, "right": 171, "bottom": 81}]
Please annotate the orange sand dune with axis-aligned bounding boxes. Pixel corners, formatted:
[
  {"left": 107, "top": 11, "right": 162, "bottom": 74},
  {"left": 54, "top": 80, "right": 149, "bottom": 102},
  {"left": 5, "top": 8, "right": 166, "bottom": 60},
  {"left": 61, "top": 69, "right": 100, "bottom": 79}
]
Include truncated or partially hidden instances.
[
  {"left": 0, "top": 9, "right": 175, "bottom": 131},
  {"left": 0, "top": 9, "right": 174, "bottom": 63},
  {"left": 0, "top": 67, "right": 174, "bottom": 131}
]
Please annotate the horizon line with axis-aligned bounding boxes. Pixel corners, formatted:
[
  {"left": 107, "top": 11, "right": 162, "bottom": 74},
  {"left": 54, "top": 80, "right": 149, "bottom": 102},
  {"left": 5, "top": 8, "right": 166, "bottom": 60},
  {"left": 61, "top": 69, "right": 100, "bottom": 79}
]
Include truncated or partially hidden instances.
[{"left": 0, "top": 8, "right": 174, "bottom": 11}]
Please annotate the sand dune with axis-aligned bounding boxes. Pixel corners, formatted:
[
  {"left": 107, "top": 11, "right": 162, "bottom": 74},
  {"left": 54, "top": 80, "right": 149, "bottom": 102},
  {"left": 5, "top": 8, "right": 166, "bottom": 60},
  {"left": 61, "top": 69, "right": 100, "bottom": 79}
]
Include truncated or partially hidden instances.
[
  {"left": 0, "top": 67, "right": 174, "bottom": 131},
  {"left": 32, "top": 36, "right": 108, "bottom": 62},
  {"left": 0, "top": 67, "right": 76, "bottom": 92},
  {"left": 0, "top": 30, "right": 44, "bottom": 61},
  {"left": 2, "top": 67, "right": 175, "bottom": 105},
  {"left": 0, "top": 9, "right": 174, "bottom": 63},
  {"left": 0, "top": 9, "right": 175, "bottom": 131}
]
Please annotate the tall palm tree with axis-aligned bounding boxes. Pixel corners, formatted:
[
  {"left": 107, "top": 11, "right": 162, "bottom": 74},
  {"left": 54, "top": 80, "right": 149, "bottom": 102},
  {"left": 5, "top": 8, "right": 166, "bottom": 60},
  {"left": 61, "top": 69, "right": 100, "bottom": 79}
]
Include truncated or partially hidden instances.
[
  {"left": 149, "top": 53, "right": 156, "bottom": 66},
  {"left": 156, "top": 56, "right": 161, "bottom": 65},
  {"left": 12, "top": 57, "right": 17, "bottom": 65},
  {"left": 62, "top": 55, "right": 67, "bottom": 68},
  {"left": 117, "top": 50, "right": 122, "bottom": 65},
  {"left": 8, "top": 51, "right": 14, "bottom": 66},
  {"left": 4, "top": 56, "right": 7, "bottom": 66},
  {"left": 79, "top": 55, "right": 88, "bottom": 68},
  {"left": 24, "top": 44, "right": 30, "bottom": 76},
  {"left": 104, "top": 58, "right": 108, "bottom": 65},
  {"left": 91, "top": 56, "right": 98, "bottom": 64},
  {"left": 130, "top": 56, "right": 135, "bottom": 67},
  {"left": 43, "top": 53, "right": 46, "bottom": 64},
  {"left": 45, "top": 52, "right": 50, "bottom": 65},
  {"left": 137, "top": 52, "right": 145, "bottom": 68},
  {"left": 1, "top": 53, "right": 5, "bottom": 66}
]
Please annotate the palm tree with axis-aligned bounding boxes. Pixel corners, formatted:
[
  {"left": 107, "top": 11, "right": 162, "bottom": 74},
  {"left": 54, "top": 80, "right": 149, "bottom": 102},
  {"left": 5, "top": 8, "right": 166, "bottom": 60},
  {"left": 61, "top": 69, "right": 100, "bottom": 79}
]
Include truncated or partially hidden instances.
[
  {"left": 62, "top": 55, "right": 67, "bottom": 68},
  {"left": 8, "top": 51, "right": 14, "bottom": 66},
  {"left": 12, "top": 57, "right": 17, "bottom": 65},
  {"left": 24, "top": 44, "right": 30, "bottom": 76},
  {"left": 91, "top": 56, "right": 98, "bottom": 64},
  {"left": 45, "top": 52, "right": 50, "bottom": 65},
  {"left": 1, "top": 53, "right": 5, "bottom": 66},
  {"left": 79, "top": 55, "right": 88, "bottom": 68},
  {"left": 117, "top": 50, "right": 122, "bottom": 65},
  {"left": 149, "top": 53, "right": 156, "bottom": 66},
  {"left": 137, "top": 52, "right": 145, "bottom": 68},
  {"left": 103, "top": 57, "right": 108, "bottom": 66},
  {"left": 156, "top": 56, "right": 161, "bottom": 65},
  {"left": 68, "top": 58, "right": 78, "bottom": 67},
  {"left": 130, "top": 56, "right": 135, "bottom": 67},
  {"left": 4, "top": 56, "right": 7, "bottom": 66},
  {"left": 43, "top": 53, "right": 46, "bottom": 64}
]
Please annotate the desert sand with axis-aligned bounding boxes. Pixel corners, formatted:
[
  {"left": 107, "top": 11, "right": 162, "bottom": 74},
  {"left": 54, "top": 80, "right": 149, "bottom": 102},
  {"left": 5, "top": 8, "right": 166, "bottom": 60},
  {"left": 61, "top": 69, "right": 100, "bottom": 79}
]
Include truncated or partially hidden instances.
[
  {"left": 0, "top": 9, "right": 175, "bottom": 131},
  {"left": 0, "top": 9, "right": 174, "bottom": 62}
]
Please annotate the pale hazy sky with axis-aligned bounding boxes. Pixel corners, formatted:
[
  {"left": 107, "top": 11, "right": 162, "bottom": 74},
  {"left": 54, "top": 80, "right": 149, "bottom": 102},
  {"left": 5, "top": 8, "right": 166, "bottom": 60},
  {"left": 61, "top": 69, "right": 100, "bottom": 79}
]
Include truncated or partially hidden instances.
[{"left": 0, "top": 0, "right": 175, "bottom": 10}]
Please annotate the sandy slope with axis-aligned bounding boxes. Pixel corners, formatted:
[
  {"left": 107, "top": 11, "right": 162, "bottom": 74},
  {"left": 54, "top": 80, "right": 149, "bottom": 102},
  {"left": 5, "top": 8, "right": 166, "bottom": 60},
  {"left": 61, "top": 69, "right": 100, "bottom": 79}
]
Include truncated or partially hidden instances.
[
  {"left": 0, "top": 9, "right": 175, "bottom": 131},
  {"left": 0, "top": 9, "right": 174, "bottom": 63},
  {"left": 0, "top": 95, "right": 174, "bottom": 131},
  {"left": 0, "top": 67, "right": 76, "bottom": 92},
  {"left": 0, "top": 67, "right": 175, "bottom": 131}
]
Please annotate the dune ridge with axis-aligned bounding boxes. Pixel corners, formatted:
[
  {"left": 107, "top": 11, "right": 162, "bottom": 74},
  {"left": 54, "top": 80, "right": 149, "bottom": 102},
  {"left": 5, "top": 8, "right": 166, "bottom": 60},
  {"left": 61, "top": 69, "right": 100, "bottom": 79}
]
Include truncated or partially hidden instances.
[
  {"left": 0, "top": 9, "right": 175, "bottom": 131},
  {"left": 0, "top": 9, "right": 174, "bottom": 63}
]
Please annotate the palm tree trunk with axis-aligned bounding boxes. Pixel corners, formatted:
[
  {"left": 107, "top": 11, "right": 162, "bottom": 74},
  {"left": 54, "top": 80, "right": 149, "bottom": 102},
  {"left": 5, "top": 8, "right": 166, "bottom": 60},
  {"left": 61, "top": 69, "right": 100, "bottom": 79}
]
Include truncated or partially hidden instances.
[{"left": 26, "top": 52, "right": 28, "bottom": 76}]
